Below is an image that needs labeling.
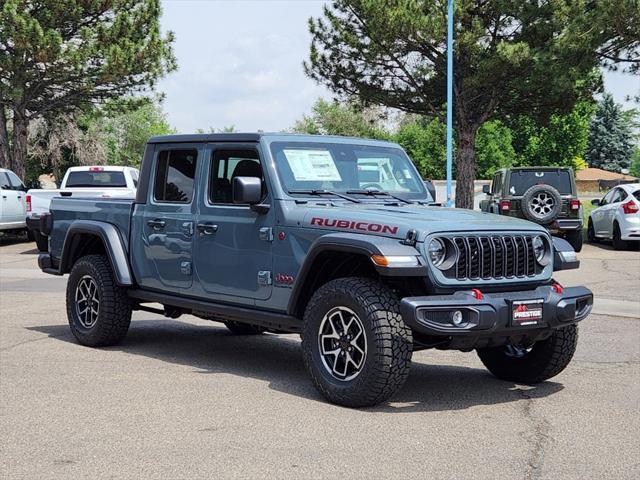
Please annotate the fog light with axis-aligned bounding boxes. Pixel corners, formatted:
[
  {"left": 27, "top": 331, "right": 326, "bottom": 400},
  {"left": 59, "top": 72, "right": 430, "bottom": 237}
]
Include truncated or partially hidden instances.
[{"left": 451, "top": 310, "right": 464, "bottom": 326}]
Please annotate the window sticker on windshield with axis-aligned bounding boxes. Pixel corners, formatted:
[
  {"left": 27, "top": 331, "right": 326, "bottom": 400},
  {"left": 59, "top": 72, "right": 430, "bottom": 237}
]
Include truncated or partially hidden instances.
[{"left": 283, "top": 149, "right": 342, "bottom": 182}]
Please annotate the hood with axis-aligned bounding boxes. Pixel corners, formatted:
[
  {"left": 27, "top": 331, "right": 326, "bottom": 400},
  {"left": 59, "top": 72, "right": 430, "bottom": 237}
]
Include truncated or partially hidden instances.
[{"left": 289, "top": 201, "right": 545, "bottom": 241}]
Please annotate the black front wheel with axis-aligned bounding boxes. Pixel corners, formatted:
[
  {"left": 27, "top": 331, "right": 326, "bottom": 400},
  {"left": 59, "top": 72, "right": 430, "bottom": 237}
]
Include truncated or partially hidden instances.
[
  {"left": 477, "top": 325, "right": 578, "bottom": 384},
  {"left": 66, "top": 255, "right": 132, "bottom": 347},
  {"left": 301, "top": 277, "right": 413, "bottom": 407}
]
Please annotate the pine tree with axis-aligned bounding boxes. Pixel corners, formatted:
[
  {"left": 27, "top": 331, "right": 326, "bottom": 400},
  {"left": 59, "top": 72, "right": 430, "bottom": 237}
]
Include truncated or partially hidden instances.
[
  {"left": 0, "top": 0, "right": 176, "bottom": 178},
  {"left": 585, "top": 95, "right": 635, "bottom": 172}
]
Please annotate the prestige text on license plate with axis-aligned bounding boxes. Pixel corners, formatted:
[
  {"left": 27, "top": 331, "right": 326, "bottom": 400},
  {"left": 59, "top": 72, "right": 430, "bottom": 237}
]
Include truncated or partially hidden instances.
[{"left": 512, "top": 299, "right": 543, "bottom": 326}]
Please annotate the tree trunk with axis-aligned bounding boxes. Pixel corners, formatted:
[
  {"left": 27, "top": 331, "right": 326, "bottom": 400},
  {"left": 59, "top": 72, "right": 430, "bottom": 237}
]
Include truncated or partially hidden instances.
[
  {"left": 11, "top": 107, "right": 28, "bottom": 179},
  {"left": 454, "top": 124, "right": 478, "bottom": 209},
  {"left": 0, "top": 105, "right": 11, "bottom": 170}
]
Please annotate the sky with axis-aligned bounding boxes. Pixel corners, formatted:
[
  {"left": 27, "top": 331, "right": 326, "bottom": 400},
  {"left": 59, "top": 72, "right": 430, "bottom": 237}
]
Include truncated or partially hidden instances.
[{"left": 157, "top": 0, "right": 638, "bottom": 134}]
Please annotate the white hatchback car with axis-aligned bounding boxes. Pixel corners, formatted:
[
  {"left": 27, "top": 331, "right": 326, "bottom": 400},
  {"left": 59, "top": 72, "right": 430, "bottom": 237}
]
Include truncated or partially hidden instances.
[{"left": 588, "top": 183, "right": 640, "bottom": 249}]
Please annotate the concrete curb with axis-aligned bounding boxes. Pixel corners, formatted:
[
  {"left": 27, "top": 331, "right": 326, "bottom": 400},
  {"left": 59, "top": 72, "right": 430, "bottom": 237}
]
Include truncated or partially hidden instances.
[{"left": 592, "top": 298, "right": 640, "bottom": 319}]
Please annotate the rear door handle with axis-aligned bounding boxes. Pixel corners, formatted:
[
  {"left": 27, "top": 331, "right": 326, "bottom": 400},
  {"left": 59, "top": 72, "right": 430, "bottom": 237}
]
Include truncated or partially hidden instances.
[
  {"left": 147, "top": 219, "right": 166, "bottom": 230},
  {"left": 197, "top": 223, "right": 218, "bottom": 235}
]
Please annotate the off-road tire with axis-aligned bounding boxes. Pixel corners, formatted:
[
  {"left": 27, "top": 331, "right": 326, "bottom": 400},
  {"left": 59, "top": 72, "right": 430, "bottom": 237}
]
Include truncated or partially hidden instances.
[
  {"left": 66, "top": 255, "right": 132, "bottom": 347},
  {"left": 224, "top": 321, "right": 265, "bottom": 335},
  {"left": 587, "top": 219, "right": 598, "bottom": 243},
  {"left": 301, "top": 277, "right": 413, "bottom": 407},
  {"left": 565, "top": 229, "right": 583, "bottom": 253},
  {"left": 521, "top": 184, "right": 562, "bottom": 224},
  {"left": 477, "top": 325, "right": 578, "bottom": 384},
  {"left": 612, "top": 222, "right": 627, "bottom": 250},
  {"left": 34, "top": 231, "right": 48, "bottom": 252}
]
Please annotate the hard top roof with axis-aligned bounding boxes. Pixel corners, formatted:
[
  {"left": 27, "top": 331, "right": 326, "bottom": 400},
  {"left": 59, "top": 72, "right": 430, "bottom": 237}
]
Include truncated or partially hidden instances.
[{"left": 147, "top": 132, "right": 398, "bottom": 147}]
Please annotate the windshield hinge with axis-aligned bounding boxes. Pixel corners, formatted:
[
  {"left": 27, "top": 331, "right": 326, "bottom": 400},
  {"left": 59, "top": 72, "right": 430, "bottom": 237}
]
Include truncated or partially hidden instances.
[{"left": 401, "top": 229, "right": 418, "bottom": 246}]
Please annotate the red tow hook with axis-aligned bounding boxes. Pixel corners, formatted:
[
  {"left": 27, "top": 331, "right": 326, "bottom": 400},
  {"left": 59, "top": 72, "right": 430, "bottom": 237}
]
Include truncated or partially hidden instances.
[
  {"left": 471, "top": 288, "right": 484, "bottom": 300},
  {"left": 552, "top": 283, "right": 564, "bottom": 294}
]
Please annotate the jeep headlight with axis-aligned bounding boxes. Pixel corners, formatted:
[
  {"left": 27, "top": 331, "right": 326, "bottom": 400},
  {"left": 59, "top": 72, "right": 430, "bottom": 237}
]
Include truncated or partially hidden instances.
[
  {"left": 532, "top": 235, "right": 550, "bottom": 265},
  {"left": 427, "top": 238, "right": 446, "bottom": 267}
]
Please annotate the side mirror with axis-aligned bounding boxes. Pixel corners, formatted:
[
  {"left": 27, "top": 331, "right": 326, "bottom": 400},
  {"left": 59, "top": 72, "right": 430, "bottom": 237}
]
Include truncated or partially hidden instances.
[
  {"left": 591, "top": 199, "right": 600, "bottom": 206},
  {"left": 482, "top": 184, "right": 491, "bottom": 194},
  {"left": 232, "top": 176, "right": 262, "bottom": 205}
]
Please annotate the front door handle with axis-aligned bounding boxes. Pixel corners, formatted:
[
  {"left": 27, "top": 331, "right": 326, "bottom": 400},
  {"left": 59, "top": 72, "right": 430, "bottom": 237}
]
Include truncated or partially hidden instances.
[
  {"left": 147, "top": 219, "right": 166, "bottom": 230},
  {"left": 197, "top": 223, "right": 218, "bottom": 235}
]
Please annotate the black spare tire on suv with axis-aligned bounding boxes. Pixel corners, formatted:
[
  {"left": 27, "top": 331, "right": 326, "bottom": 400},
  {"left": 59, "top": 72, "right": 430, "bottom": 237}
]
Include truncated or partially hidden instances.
[{"left": 521, "top": 184, "right": 562, "bottom": 224}]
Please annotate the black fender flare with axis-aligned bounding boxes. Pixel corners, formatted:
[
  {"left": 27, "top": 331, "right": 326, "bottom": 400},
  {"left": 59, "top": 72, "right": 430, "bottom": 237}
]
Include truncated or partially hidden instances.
[
  {"left": 286, "top": 232, "right": 426, "bottom": 315},
  {"left": 60, "top": 220, "right": 133, "bottom": 286}
]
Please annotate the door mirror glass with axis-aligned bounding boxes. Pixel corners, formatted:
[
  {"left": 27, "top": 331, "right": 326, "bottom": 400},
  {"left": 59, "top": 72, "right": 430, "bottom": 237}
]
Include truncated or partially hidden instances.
[
  {"left": 591, "top": 199, "right": 600, "bottom": 206},
  {"left": 232, "top": 176, "right": 262, "bottom": 205}
]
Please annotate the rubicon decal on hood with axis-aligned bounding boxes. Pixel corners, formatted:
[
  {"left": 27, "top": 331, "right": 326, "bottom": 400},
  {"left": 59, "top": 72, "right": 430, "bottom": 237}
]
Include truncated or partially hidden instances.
[{"left": 310, "top": 217, "right": 399, "bottom": 235}]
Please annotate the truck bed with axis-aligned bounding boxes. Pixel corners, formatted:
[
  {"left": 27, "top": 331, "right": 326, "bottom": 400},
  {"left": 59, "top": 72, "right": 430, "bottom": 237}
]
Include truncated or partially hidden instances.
[{"left": 49, "top": 197, "right": 135, "bottom": 262}]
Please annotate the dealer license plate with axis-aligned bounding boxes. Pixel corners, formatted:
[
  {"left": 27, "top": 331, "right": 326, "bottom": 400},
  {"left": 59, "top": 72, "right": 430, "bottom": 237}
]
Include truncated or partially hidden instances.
[{"left": 511, "top": 299, "right": 544, "bottom": 326}]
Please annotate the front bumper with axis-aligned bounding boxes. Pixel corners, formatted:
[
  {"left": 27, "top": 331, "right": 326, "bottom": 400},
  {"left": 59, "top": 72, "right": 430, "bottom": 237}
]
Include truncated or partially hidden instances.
[{"left": 400, "top": 285, "right": 593, "bottom": 349}]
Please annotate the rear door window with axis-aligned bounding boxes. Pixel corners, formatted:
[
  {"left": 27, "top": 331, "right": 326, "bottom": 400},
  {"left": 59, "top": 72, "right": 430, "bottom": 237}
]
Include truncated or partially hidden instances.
[
  {"left": 492, "top": 173, "right": 503, "bottom": 196},
  {"left": 508, "top": 170, "right": 572, "bottom": 195},
  {"left": 6, "top": 171, "right": 25, "bottom": 190},
  {"left": 153, "top": 149, "right": 198, "bottom": 203},
  {"left": 66, "top": 170, "right": 127, "bottom": 188}
]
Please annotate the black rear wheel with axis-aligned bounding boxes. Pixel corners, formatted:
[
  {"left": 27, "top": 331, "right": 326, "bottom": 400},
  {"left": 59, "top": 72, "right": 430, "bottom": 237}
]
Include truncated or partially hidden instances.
[
  {"left": 565, "top": 229, "right": 583, "bottom": 252},
  {"left": 66, "top": 255, "right": 132, "bottom": 347},
  {"left": 477, "top": 325, "right": 578, "bottom": 384},
  {"left": 612, "top": 222, "right": 627, "bottom": 250}
]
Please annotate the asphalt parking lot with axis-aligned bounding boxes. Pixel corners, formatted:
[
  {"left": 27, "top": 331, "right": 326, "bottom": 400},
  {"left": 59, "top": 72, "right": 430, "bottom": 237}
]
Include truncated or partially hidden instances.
[{"left": 1, "top": 238, "right": 639, "bottom": 479}]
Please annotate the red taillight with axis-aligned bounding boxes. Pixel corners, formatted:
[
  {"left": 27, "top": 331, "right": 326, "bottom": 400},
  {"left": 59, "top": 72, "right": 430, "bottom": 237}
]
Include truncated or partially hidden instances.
[
  {"left": 26, "top": 194, "right": 31, "bottom": 212},
  {"left": 622, "top": 200, "right": 639, "bottom": 214},
  {"left": 471, "top": 288, "right": 484, "bottom": 300},
  {"left": 552, "top": 283, "right": 564, "bottom": 294},
  {"left": 500, "top": 200, "right": 510, "bottom": 212},
  {"left": 570, "top": 199, "right": 581, "bottom": 211}
]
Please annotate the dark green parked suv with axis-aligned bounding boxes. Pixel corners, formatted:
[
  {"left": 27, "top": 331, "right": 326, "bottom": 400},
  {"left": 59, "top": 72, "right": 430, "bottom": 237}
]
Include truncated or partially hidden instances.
[{"left": 480, "top": 167, "right": 583, "bottom": 252}]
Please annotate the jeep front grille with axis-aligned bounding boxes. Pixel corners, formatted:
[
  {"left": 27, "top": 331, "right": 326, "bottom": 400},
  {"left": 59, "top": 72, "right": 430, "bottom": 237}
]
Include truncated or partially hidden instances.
[{"left": 440, "top": 234, "right": 541, "bottom": 281}]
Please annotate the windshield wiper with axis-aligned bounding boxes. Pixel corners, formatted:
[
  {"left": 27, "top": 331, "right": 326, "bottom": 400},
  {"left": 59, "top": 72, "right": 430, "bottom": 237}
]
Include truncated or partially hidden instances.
[
  {"left": 346, "top": 189, "right": 415, "bottom": 205},
  {"left": 288, "top": 189, "right": 361, "bottom": 203}
]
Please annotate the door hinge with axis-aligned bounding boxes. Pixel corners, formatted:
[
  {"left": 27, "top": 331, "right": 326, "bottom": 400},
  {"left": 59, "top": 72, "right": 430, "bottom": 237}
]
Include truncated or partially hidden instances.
[
  {"left": 180, "top": 261, "right": 192, "bottom": 276},
  {"left": 259, "top": 227, "right": 274, "bottom": 242},
  {"left": 257, "top": 270, "right": 272, "bottom": 286},
  {"left": 182, "top": 221, "right": 194, "bottom": 236}
]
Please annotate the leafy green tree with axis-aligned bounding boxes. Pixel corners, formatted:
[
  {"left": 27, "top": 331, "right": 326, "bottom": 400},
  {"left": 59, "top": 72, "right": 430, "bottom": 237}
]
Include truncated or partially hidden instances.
[
  {"left": 585, "top": 94, "right": 635, "bottom": 172},
  {"left": 512, "top": 102, "right": 595, "bottom": 169},
  {"left": 292, "top": 98, "right": 389, "bottom": 139},
  {"left": 475, "top": 120, "right": 515, "bottom": 179},
  {"left": 629, "top": 148, "right": 640, "bottom": 177},
  {"left": 305, "top": 0, "right": 636, "bottom": 207},
  {"left": 0, "top": 0, "right": 176, "bottom": 178},
  {"left": 26, "top": 98, "right": 174, "bottom": 182},
  {"left": 393, "top": 117, "right": 445, "bottom": 180},
  {"left": 98, "top": 99, "right": 175, "bottom": 167}
]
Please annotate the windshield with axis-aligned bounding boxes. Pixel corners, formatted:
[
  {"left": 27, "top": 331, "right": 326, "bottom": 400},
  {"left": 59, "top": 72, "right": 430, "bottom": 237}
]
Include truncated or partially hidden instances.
[
  {"left": 65, "top": 171, "right": 127, "bottom": 188},
  {"left": 508, "top": 170, "right": 573, "bottom": 196},
  {"left": 270, "top": 141, "right": 430, "bottom": 200}
]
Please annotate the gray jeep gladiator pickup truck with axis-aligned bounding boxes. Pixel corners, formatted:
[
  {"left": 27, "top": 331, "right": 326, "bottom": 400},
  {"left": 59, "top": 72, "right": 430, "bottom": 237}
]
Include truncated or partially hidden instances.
[{"left": 38, "top": 134, "right": 593, "bottom": 407}]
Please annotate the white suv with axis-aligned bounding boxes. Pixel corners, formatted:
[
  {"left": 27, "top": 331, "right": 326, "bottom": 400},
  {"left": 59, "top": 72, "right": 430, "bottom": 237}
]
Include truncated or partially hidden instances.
[{"left": 0, "top": 168, "right": 28, "bottom": 234}]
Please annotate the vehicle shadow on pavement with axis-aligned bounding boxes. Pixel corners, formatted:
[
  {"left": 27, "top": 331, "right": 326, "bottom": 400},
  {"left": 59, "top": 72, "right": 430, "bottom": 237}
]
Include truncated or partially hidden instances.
[{"left": 28, "top": 320, "right": 564, "bottom": 412}]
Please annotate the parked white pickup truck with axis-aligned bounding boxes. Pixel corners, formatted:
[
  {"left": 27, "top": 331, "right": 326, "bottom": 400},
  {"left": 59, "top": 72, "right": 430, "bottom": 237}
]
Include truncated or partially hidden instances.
[{"left": 27, "top": 166, "right": 139, "bottom": 251}]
